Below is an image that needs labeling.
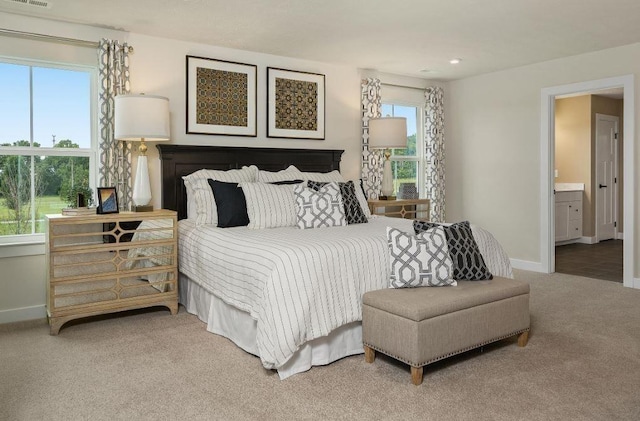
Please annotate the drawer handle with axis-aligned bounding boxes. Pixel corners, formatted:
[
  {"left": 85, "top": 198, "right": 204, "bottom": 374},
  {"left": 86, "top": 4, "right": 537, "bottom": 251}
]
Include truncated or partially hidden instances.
[{"left": 599, "top": 184, "right": 607, "bottom": 189}]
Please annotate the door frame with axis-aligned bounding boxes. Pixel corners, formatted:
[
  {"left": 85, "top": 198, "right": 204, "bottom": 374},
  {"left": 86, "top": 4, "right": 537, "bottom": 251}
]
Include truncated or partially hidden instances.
[
  {"left": 540, "top": 75, "right": 635, "bottom": 288},
  {"left": 594, "top": 113, "right": 619, "bottom": 243}
]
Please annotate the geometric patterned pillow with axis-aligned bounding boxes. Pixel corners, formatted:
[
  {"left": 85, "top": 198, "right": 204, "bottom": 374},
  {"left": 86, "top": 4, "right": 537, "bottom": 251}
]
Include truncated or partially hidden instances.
[
  {"left": 413, "top": 220, "right": 493, "bottom": 281},
  {"left": 387, "top": 226, "right": 456, "bottom": 288},
  {"left": 293, "top": 183, "right": 346, "bottom": 229},
  {"left": 307, "top": 180, "right": 368, "bottom": 225}
]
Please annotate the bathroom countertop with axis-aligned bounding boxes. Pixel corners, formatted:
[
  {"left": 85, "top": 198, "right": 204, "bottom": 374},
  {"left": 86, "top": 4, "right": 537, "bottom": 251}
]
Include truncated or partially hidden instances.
[{"left": 555, "top": 183, "right": 585, "bottom": 192}]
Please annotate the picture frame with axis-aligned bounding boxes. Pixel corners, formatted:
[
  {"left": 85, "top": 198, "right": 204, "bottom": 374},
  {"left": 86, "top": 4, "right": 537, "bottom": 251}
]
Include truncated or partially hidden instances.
[
  {"left": 267, "top": 67, "right": 325, "bottom": 140},
  {"left": 186, "top": 55, "right": 257, "bottom": 136},
  {"left": 97, "top": 187, "right": 119, "bottom": 214}
]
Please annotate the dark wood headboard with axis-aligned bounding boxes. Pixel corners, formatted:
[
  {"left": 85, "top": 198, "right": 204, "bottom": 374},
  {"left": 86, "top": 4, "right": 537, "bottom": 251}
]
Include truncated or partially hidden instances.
[{"left": 156, "top": 145, "right": 344, "bottom": 220}]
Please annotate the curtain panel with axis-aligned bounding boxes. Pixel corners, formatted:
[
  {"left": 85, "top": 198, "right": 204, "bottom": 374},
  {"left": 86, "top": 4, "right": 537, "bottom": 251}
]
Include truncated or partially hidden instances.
[
  {"left": 361, "top": 78, "right": 383, "bottom": 199},
  {"left": 424, "top": 86, "right": 445, "bottom": 222},
  {"left": 98, "top": 39, "right": 132, "bottom": 211}
]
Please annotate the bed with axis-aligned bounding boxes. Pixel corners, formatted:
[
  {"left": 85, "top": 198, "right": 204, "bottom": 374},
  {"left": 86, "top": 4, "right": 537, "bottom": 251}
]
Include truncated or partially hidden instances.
[{"left": 156, "top": 145, "right": 512, "bottom": 379}]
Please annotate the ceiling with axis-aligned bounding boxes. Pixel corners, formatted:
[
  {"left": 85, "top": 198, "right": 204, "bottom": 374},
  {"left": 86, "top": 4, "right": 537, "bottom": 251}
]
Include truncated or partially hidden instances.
[{"left": 2, "top": 0, "right": 640, "bottom": 81}]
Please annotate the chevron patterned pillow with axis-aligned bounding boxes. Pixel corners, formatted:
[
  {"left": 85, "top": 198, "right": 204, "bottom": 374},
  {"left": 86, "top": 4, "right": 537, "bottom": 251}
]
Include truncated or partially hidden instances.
[
  {"left": 387, "top": 226, "right": 455, "bottom": 288},
  {"left": 413, "top": 220, "right": 493, "bottom": 281}
]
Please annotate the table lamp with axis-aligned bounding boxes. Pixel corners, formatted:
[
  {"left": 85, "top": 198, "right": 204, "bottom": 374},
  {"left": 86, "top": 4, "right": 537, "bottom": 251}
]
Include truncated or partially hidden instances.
[
  {"left": 115, "top": 94, "right": 170, "bottom": 212},
  {"left": 368, "top": 117, "right": 407, "bottom": 199}
]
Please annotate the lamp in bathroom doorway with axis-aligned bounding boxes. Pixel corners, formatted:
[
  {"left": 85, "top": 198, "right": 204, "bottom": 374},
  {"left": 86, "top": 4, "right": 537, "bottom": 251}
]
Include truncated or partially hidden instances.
[
  {"left": 115, "top": 94, "right": 170, "bottom": 211},
  {"left": 368, "top": 116, "right": 407, "bottom": 199}
]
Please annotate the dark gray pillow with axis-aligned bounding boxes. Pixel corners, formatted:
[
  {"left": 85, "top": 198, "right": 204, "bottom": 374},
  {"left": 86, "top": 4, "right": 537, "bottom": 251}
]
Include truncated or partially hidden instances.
[
  {"left": 307, "top": 180, "right": 368, "bottom": 225},
  {"left": 413, "top": 220, "right": 493, "bottom": 281},
  {"left": 207, "top": 179, "right": 249, "bottom": 228}
]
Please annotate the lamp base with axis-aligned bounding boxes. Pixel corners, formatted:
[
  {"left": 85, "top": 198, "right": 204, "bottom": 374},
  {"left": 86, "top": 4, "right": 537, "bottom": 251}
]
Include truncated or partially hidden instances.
[
  {"left": 133, "top": 205, "right": 154, "bottom": 212},
  {"left": 378, "top": 195, "right": 397, "bottom": 201}
]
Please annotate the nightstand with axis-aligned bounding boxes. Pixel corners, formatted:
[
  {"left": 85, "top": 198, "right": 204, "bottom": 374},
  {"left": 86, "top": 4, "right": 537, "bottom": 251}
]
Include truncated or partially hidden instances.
[
  {"left": 45, "top": 209, "right": 178, "bottom": 335},
  {"left": 368, "top": 198, "right": 430, "bottom": 220}
]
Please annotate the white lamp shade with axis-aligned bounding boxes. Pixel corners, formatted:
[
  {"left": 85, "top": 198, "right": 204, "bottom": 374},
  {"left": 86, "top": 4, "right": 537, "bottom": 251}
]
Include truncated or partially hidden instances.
[
  {"left": 368, "top": 117, "right": 407, "bottom": 149},
  {"left": 114, "top": 94, "right": 170, "bottom": 141}
]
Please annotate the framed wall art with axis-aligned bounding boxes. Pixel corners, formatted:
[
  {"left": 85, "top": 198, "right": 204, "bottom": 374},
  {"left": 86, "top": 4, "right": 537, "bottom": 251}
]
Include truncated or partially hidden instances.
[
  {"left": 186, "top": 55, "right": 257, "bottom": 136},
  {"left": 267, "top": 67, "right": 325, "bottom": 140}
]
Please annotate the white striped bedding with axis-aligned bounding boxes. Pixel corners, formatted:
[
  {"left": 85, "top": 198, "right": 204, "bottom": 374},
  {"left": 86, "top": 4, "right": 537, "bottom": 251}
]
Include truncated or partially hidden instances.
[{"left": 177, "top": 216, "right": 513, "bottom": 370}]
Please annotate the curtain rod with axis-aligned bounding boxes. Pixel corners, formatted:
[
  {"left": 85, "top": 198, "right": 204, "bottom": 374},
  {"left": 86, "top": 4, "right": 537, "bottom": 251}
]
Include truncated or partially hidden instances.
[
  {"left": 0, "top": 28, "right": 133, "bottom": 52},
  {"left": 381, "top": 82, "right": 427, "bottom": 91}
]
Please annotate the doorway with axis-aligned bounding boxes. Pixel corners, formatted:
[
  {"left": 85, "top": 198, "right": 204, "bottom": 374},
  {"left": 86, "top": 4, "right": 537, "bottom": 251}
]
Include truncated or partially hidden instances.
[
  {"left": 540, "top": 75, "right": 635, "bottom": 288},
  {"left": 553, "top": 97, "right": 622, "bottom": 282}
]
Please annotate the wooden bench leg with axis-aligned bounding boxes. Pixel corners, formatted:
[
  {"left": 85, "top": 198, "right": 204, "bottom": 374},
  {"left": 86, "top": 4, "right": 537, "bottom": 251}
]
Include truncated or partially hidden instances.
[
  {"left": 411, "top": 366, "right": 423, "bottom": 385},
  {"left": 364, "top": 345, "right": 376, "bottom": 363},
  {"left": 517, "top": 331, "right": 529, "bottom": 347}
]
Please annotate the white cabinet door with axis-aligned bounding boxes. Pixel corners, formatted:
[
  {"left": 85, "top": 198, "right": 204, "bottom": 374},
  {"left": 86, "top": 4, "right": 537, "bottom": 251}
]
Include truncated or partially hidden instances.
[
  {"left": 555, "top": 192, "right": 583, "bottom": 242},
  {"left": 555, "top": 201, "right": 570, "bottom": 242}
]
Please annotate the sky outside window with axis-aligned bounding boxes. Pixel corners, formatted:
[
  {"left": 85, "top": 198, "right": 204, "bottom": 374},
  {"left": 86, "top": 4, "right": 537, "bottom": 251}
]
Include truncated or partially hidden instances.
[{"left": 0, "top": 63, "right": 91, "bottom": 147}]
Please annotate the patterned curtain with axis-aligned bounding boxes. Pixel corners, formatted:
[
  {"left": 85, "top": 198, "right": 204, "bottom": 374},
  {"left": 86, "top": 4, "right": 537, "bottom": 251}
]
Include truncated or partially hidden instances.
[
  {"left": 98, "top": 39, "right": 132, "bottom": 211},
  {"left": 361, "top": 78, "right": 383, "bottom": 199},
  {"left": 424, "top": 87, "right": 446, "bottom": 222}
]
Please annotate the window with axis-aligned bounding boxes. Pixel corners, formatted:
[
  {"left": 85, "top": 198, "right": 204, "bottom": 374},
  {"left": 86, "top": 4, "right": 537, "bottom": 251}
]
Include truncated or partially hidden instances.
[
  {"left": 0, "top": 59, "right": 96, "bottom": 243},
  {"left": 381, "top": 103, "right": 424, "bottom": 198}
]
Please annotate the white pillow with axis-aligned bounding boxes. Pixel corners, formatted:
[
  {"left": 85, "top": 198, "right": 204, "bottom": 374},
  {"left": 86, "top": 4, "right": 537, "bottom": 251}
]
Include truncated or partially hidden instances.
[
  {"left": 293, "top": 183, "right": 346, "bottom": 229},
  {"left": 182, "top": 166, "right": 258, "bottom": 226},
  {"left": 387, "top": 226, "right": 456, "bottom": 288},
  {"left": 298, "top": 169, "right": 345, "bottom": 183},
  {"left": 257, "top": 165, "right": 300, "bottom": 183},
  {"left": 240, "top": 182, "right": 297, "bottom": 229},
  {"left": 351, "top": 181, "right": 372, "bottom": 219}
]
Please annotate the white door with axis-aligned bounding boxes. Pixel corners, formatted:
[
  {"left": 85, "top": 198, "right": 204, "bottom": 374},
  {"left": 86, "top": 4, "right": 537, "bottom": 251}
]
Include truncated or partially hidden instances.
[{"left": 595, "top": 114, "right": 618, "bottom": 242}]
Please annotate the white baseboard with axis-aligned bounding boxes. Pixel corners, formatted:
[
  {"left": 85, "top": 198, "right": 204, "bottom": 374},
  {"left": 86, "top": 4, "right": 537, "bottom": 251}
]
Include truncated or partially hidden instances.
[
  {"left": 577, "top": 236, "right": 597, "bottom": 244},
  {"left": 0, "top": 305, "right": 46, "bottom": 324},
  {"left": 634, "top": 278, "right": 640, "bottom": 289},
  {"left": 510, "top": 259, "right": 545, "bottom": 273},
  {"left": 617, "top": 232, "right": 624, "bottom": 240},
  {"left": 555, "top": 239, "right": 579, "bottom": 246}
]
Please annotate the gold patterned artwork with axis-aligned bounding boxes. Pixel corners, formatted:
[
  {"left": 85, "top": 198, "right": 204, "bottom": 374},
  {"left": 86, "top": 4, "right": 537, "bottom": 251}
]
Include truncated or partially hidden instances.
[
  {"left": 196, "top": 68, "right": 248, "bottom": 127},
  {"left": 274, "top": 77, "right": 318, "bottom": 131}
]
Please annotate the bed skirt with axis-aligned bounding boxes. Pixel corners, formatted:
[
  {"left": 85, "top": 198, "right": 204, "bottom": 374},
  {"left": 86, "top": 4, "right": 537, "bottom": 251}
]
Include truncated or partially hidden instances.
[{"left": 179, "top": 274, "right": 364, "bottom": 379}]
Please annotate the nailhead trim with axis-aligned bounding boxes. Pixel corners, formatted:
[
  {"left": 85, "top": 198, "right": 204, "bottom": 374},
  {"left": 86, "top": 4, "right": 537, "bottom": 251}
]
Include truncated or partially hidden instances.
[{"left": 363, "top": 328, "right": 530, "bottom": 368}]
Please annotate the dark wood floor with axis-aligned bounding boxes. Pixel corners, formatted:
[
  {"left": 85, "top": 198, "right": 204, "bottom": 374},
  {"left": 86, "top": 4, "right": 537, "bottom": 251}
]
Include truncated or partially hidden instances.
[{"left": 555, "top": 240, "right": 623, "bottom": 282}]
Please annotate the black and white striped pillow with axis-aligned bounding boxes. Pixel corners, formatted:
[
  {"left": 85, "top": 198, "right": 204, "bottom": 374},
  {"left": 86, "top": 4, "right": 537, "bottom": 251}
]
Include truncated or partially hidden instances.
[
  {"left": 240, "top": 182, "right": 297, "bottom": 229},
  {"left": 182, "top": 166, "right": 258, "bottom": 226}
]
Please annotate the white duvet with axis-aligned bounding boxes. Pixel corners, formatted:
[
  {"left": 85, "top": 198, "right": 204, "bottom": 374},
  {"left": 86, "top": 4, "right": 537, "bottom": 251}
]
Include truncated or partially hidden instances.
[{"left": 177, "top": 216, "right": 512, "bottom": 370}]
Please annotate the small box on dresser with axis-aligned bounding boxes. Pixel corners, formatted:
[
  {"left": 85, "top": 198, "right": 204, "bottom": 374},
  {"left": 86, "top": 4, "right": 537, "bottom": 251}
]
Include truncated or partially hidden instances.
[{"left": 45, "top": 209, "right": 178, "bottom": 335}]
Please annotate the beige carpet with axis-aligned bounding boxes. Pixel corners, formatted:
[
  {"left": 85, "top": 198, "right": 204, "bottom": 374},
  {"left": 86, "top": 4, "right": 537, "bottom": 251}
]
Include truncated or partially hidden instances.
[{"left": 2, "top": 270, "right": 640, "bottom": 421}]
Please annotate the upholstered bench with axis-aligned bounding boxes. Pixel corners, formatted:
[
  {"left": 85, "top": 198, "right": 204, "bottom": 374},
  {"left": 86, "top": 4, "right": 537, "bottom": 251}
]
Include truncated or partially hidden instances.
[{"left": 362, "top": 277, "right": 530, "bottom": 385}]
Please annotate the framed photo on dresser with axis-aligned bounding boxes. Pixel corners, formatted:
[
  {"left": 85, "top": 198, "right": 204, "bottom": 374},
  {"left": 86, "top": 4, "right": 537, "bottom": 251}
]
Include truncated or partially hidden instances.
[{"left": 97, "top": 187, "right": 119, "bottom": 214}]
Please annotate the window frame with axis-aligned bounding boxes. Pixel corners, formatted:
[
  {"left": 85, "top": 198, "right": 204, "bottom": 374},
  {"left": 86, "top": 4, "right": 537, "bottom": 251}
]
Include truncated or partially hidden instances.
[
  {"left": 381, "top": 100, "right": 426, "bottom": 198},
  {"left": 0, "top": 56, "right": 98, "bottom": 248}
]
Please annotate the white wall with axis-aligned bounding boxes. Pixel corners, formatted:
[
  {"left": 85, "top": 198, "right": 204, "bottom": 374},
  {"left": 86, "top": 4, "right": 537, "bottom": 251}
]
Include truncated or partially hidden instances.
[
  {"left": 127, "top": 33, "right": 363, "bottom": 209},
  {"left": 0, "top": 13, "right": 363, "bottom": 322},
  {"left": 447, "top": 42, "right": 640, "bottom": 275}
]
